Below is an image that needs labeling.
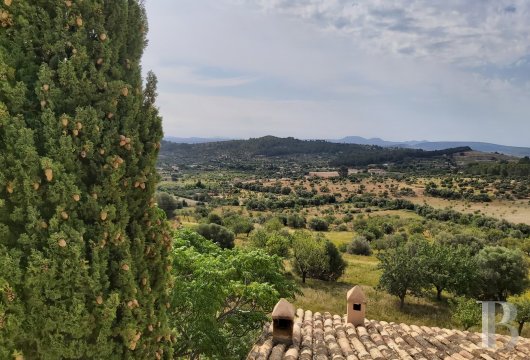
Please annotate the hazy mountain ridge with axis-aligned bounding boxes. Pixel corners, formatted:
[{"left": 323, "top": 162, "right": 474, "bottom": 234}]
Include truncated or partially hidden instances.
[
  {"left": 332, "top": 137, "right": 530, "bottom": 157},
  {"left": 164, "top": 136, "right": 529, "bottom": 157},
  {"left": 164, "top": 136, "right": 232, "bottom": 144}
]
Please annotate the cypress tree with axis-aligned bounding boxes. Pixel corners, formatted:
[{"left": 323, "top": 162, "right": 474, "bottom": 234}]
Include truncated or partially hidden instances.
[{"left": 0, "top": 1, "right": 172, "bottom": 358}]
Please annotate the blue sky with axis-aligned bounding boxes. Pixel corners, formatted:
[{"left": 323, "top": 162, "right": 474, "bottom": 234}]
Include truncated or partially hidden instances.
[{"left": 142, "top": 0, "right": 530, "bottom": 146}]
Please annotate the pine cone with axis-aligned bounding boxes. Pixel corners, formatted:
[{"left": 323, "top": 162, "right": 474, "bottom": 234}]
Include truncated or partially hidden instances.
[{"left": 5, "top": 287, "right": 15, "bottom": 302}]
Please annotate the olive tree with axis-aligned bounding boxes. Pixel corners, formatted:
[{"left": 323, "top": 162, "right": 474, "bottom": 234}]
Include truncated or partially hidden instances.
[
  {"left": 377, "top": 239, "right": 430, "bottom": 309},
  {"left": 475, "top": 246, "right": 528, "bottom": 301}
]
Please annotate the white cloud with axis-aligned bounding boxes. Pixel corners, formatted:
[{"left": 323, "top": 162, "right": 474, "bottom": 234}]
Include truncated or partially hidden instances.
[{"left": 245, "top": 0, "right": 530, "bottom": 67}]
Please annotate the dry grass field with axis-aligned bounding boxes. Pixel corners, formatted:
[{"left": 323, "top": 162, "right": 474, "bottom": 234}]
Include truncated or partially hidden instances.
[
  {"left": 405, "top": 196, "right": 530, "bottom": 225},
  {"left": 255, "top": 176, "right": 530, "bottom": 225},
  {"left": 308, "top": 171, "right": 340, "bottom": 178}
]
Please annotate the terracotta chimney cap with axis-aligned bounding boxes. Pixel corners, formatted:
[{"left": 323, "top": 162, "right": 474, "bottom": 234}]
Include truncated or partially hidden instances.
[
  {"left": 347, "top": 285, "right": 366, "bottom": 303},
  {"left": 272, "top": 298, "right": 295, "bottom": 319}
]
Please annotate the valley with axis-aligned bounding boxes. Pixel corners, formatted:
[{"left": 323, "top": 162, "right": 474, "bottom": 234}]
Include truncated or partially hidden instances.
[{"left": 156, "top": 136, "right": 530, "bottom": 338}]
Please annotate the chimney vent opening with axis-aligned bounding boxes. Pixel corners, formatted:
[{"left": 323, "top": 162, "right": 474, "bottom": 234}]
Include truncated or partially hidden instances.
[{"left": 275, "top": 318, "right": 291, "bottom": 330}]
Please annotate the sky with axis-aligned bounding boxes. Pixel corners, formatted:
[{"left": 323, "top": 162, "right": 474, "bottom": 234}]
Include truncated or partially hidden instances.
[{"left": 142, "top": 0, "right": 530, "bottom": 147}]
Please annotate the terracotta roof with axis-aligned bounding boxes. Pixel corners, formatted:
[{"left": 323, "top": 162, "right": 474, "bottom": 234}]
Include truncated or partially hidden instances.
[{"left": 247, "top": 308, "right": 530, "bottom": 360}]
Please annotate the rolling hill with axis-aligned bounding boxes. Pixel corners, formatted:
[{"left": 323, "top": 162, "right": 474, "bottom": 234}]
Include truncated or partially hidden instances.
[{"left": 160, "top": 136, "right": 470, "bottom": 167}]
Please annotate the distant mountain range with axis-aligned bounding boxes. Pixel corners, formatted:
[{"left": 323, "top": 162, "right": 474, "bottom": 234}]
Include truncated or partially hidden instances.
[
  {"left": 164, "top": 136, "right": 530, "bottom": 157},
  {"left": 164, "top": 136, "right": 232, "bottom": 144},
  {"left": 332, "top": 137, "right": 530, "bottom": 157}
]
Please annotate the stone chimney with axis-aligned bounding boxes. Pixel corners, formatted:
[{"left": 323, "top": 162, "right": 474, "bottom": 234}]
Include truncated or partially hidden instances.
[
  {"left": 272, "top": 298, "right": 295, "bottom": 345},
  {"left": 347, "top": 285, "right": 366, "bottom": 326}
]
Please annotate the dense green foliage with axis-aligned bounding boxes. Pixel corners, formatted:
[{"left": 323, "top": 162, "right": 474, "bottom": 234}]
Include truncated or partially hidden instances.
[
  {"left": 422, "top": 243, "right": 477, "bottom": 300},
  {"left": 509, "top": 293, "right": 530, "bottom": 334},
  {"left": 195, "top": 223, "right": 235, "bottom": 249},
  {"left": 223, "top": 214, "right": 254, "bottom": 236},
  {"left": 466, "top": 157, "right": 530, "bottom": 177},
  {"left": 286, "top": 213, "right": 306, "bottom": 228},
  {"left": 475, "top": 246, "right": 528, "bottom": 301},
  {"left": 347, "top": 236, "right": 372, "bottom": 256},
  {"left": 170, "top": 230, "right": 297, "bottom": 359},
  {"left": 206, "top": 213, "right": 223, "bottom": 225},
  {"left": 156, "top": 192, "right": 179, "bottom": 219},
  {"left": 425, "top": 181, "right": 491, "bottom": 202},
  {"left": 308, "top": 217, "right": 329, "bottom": 231},
  {"left": 323, "top": 240, "right": 347, "bottom": 281},
  {"left": 0, "top": 1, "right": 172, "bottom": 358},
  {"left": 377, "top": 239, "right": 430, "bottom": 308},
  {"left": 249, "top": 229, "right": 291, "bottom": 258},
  {"left": 291, "top": 231, "right": 345, "bottom": 283},
  {"left": 450, "top": 297, "right": 481, "bottom": 331}
]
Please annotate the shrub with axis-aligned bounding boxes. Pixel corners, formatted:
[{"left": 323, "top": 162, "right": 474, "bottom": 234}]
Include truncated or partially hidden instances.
[
  {"left": 196, "top": 223, "right": 235, "bottom": 249},
  {"left": 287, "top": 214, "right": 306, "bottom": 228},
  {"left": 335, "top": 224, "right": 348, "bottom": 232},
  {"left": 309, "top": 217, "right": 329, "bottom": 231},
  {"left": 382, "top": 223, "right": 395, "bottom": 235},
  {"left": 224, "top": 215, "right": 254, "bottom": 236},
  {"left": 347, "top": 236, "right": 372, "bottom": 256},
  {"left": 156, "top": 192, "right": 179, "bottom": 219},
  {"left": 372, "top": 233, "right": 407, "bottom": 251},
  {"left": 321, "top": 240, "right": 347, "bottom": 281},
  {"left": 281, "top": 186, "right": 292, "bottom": 195},
  {"left": 195, "top": 205, "right": 210, "bottom": 220},
  {"left": 450, "top": 297, "right": 481, "bottom": 331},
  {"left": 207, "top": 213, "right": 224, "bottom": 225},
  {"left": 264, "top": 217, "right": 284, "bottom": 232}
]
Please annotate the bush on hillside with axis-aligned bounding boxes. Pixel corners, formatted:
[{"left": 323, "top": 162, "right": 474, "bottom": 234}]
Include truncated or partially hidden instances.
[
  {"left": 308, "top": 217, "right": 329, "bottom": 231},
  {"left": 347, "top": 236, "right": 372, "bottom": 256},
  {"left": 196, "top": 223, "right": 235, "bottom": 249}
]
